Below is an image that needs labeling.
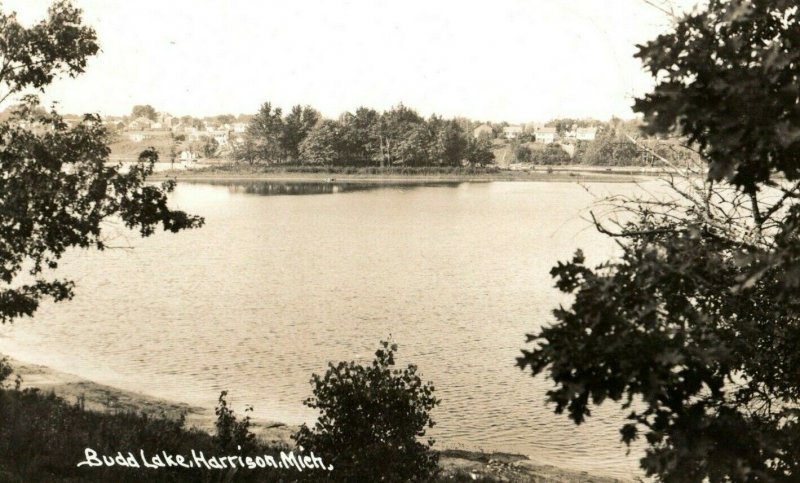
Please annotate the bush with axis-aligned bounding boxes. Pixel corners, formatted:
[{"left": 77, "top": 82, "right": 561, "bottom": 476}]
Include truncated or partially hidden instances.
[
  {"left": 528, "top": 144, "right": 571, "bottom": 165},
  {"left": 214, "top": 390, "right": 257, "bottom": 454},
  {"left": 513, "top": 144, "right": 532, "bottom": 163},
  {"left": 294, "top": 340, "right": 440, "bottom": 482}
]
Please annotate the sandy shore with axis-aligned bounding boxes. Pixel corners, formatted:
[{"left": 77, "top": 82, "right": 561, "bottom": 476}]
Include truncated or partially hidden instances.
[
  {"left": 7, "top": 357, "right": 632, "bottom": 482},
  {"left": 8, "top": 358, "right": 296, "bottom": 448}
]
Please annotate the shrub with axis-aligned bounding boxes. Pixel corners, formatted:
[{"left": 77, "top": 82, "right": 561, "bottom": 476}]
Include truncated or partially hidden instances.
[
  {"left": 214, "top": 390, "right": 257, "bottom": 454},
  {"left": 294, "top": 340, "right": 440, "bottom": 482}
]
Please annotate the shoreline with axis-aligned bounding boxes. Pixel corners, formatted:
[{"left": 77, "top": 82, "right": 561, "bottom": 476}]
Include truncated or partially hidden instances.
[
  {"left": 147, "top": 164, "right": 672, "bottom": 184},
  {"left": 7, "top": 356, "right": 630, "bottom": 482}
]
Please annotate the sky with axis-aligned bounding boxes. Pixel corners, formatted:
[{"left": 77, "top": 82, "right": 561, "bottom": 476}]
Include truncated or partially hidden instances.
[{"left": 5, "top": 0, "right": 700, "bottom": 123}]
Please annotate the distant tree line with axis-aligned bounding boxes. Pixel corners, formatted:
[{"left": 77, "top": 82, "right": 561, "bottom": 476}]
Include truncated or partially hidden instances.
[{"left": 235, "top": 102, "right": 495, "bottom": 167}]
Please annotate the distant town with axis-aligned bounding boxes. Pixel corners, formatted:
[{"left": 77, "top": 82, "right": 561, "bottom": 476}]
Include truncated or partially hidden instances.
[{"left": 48, "top": 103, "right": 695, "bottom": 169}]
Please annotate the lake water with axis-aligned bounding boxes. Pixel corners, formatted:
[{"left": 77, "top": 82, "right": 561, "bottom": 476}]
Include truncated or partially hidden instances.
[{"left": 0, "top": 179, "right": 654, "bottom": 480}]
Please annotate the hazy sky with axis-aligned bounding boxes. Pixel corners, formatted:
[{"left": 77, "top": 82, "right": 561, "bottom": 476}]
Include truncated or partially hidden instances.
[{"left": 6, "top": 0, "right": 699, "bottom": 122}]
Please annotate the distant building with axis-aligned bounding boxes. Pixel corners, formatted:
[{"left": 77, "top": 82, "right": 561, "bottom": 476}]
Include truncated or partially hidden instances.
[
  {"left": 160, "top": 114, "right": 174, "bottom": 128},
  {"left": 232, "top": 122, "right": 247, "bottom": 133},
  {"left": 210, "top": 131, "right": 229, "bottom": 146},
  {"left": 127, "top": 131, "right": 149, "bottom": 142},
  {"left": 127, "top": 117, "right": 153, "bottom": 131},
  {"left": 576, "top": 127, "right": 598, "bottom": 141},
  {"left": 535, "top": 127, "right": 558, "bottom": 144},
  {"left": 472, "top": 124, "right": 493, "bottom": 139},
  {"left": 503, "top": 125, "right": 524, "bottom": 140},
  {"left": 192, "top": 130, "right": 229, "bottom": 146}
]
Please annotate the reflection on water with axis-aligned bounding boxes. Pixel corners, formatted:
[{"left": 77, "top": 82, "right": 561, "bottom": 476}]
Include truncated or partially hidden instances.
[
  {"left": 0, "top": 180, "right": 659, "bottom": 480},
  {"left": 187, "top": 180, "right": 462, "bottom": 196}
]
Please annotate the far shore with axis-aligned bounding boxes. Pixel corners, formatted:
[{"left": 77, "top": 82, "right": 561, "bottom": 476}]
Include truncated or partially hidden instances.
[
  {"left": 143, "top": 162, "right": 676, "bottom": 185},
  {"left": 7, "top": 356, "right": 631, "bottom": 482}
]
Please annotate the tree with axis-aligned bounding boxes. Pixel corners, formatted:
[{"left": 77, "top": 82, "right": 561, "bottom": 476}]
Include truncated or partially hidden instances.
[
  {"left": 281, "top": 105, "right": 320, "bottom": 162},
  {"left": 546, "top": 118, "right": 577, "bottom": 136},
  {"left": 377, "top": 104, "right": 425, "bottom": 166},
  {"left": 198, "top": 135, "right": 219, "bottom": 158},
  {"left": 214, "top": 114, "right": 235, "bottom": 125},
  {"left": 232, "top": 136, "right": 259, "bottom": 164},
  {"left": 0, "top": 2, "right": 203, "bottom": 324},
  {"left": 131, "top": 104, "right": 157, "bottom": 121},
  {"left": 294, "top": 340, "right": 440, "bottom": 482},
  {"left": 394, "top": 123, "right": 432, "bottom": 166},
  {"left": 513, "top": 142, "right": 532, "bottom": 163},
  {"left": 427, "top": 116, "right": 468, "bottom": 166},
  {"left": 337, "top": 107, "right": 381, "bottom": 166},
  {"left": 581, "top": 123, "right": 642, "bottom": 166},
  {"left": 466, "top": 136, "right": 495, "bottom": 166},
  {"left": 243, "top": 102, "right": 284, "bottom": 163},
  {"left": 299, "top": 119, "right": 342, "bottom": 164},
  {"left": 634, "top": 0, "right": 800, "bottom": 192},
  {"left": 518, "top": 1, "right": 800, "bottom": 481}
]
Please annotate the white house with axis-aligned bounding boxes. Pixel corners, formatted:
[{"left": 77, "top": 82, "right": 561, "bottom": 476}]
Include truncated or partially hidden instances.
[
  {"left": 535, "top": 127, "right": 557, "bottom": 144},
  {"left": 232, "top": 122, "right": 247, "bottom": 133},
  {"left": 503, "top": 125, "right": 524, "bottom": 140},
  {"left": 127, "top": 131, "right": 148, "bottom": 142},
  {"left": 209, "top": 130, "right": 229, "bottom": 146},
  {"left": 576, "top": 127, "right": 598, "bottom": 141},
  {"left": 127, "top": 117, "right": 152, "bottom": 131}
]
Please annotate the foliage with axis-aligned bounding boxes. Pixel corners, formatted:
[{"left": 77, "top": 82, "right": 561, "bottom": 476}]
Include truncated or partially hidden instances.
[
  {"left": 0, "top": 2, "right": 203, "bottom": 324},
  {"left": 580, "top": 124, "right": 642, "bottom": 166},
  {"left": 466, "top": 136, "right": 495, "bottom": 166},
  {"left": 197, "top": 134, "right": 219, "bottom": 158},
  {"left": 337, "top": 107, "right": 382, "bottom": 165},
  {"left": 244, "top": 101, "right": 285, "bottom": 162},
  {"left": 292, "top": 104, "right": 486, "bottom": 167},
  {"left": 131, "top": 104, "right": 157, "bottom": 121},
  {"left": 0, "top": 356, "right": 13, "bottom": 389},
  {"left": 0, "top": 1, "right": 97, "bottom": 102},
  {"left": 0, "top": 363, "right": 282, "bottom": 482},
  {"left": 294, "top": 340, "right": 440, "bottom": 482},
  {"left": 519, "top": 174, "right": 800, "bottom": 481},
  {"left": 519, "top": 1, "right": 800, "bottom": 481},
  {"left": 513, "top": 143, "right": 532, "bottom": 163},
  {"left": 300, "top": 119, "right": 343, "bottom": 164},
  {"left": 634, "top": 0, "right": 800, "bottom": 191},
  {"left": 215, "top": 114, "right": 236, "bottom": 125},
  {"left": 214, "top": 390, "right": 258, "bottom": 454},
  {"left": 528, "top": 144, "right": 571, "bottom": 165},
  {"left": 282, "top": 105, "right": 320, "bottom": 162},
  {"left": 427, "top": 116, "right": 469, "bottom": 166}
]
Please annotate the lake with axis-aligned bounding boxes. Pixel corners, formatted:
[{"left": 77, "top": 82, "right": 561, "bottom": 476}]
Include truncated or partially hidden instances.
[{"left": 0, "top": 179, "right": 654, "bottom": 479}]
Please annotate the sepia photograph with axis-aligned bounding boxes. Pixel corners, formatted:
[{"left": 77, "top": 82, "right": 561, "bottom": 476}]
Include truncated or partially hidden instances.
[{"left": 0, "top": 0, "right": 798, "bottom": 481}]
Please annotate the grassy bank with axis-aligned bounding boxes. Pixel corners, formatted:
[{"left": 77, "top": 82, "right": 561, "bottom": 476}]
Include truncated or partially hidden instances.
[
  {"left": 155, "top": 162, "right": 666, "bottom": 184},
  {"left": 1, "top": 358, "right": 631, "bottom": 482},
  {"left": 0, "top": 363, "right": 289, "bottom": 482}
]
